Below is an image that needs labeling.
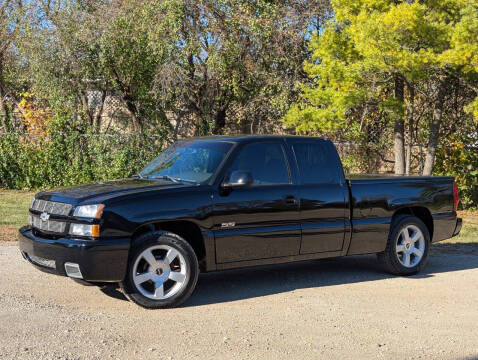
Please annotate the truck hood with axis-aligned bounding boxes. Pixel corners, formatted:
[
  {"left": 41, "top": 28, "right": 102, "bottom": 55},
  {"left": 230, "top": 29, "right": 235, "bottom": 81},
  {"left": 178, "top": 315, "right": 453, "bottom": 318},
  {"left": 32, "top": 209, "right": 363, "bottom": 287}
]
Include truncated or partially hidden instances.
[{"left": 36, "top": 178, "right": 191, "bottom": 204}]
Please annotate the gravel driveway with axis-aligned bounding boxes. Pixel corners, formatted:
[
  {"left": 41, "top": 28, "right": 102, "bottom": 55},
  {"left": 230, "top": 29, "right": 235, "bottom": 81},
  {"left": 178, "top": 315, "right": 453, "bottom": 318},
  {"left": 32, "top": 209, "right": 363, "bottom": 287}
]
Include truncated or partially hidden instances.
[{"left": 1, "top": 242, "right": 477, "bottom": 360}]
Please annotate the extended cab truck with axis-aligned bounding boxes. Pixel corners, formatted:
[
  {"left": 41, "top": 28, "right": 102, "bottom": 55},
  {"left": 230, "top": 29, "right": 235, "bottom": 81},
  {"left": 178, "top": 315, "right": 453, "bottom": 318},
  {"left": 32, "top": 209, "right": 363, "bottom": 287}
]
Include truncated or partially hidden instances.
[{"left": 19, "top": 136, "right": 462, "bottom": 308}]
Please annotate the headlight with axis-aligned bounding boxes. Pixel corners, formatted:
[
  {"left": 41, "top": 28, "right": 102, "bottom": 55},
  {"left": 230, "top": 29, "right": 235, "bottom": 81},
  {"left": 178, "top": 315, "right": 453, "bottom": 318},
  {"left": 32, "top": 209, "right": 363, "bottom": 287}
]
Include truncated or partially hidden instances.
[
  {"left": 30, "top": 197, "right": 36, "bottom": 209},
  {"left": 73, "top": 204, "right": 104, "bottom": 218},
  {"left": 69, "top": 223, "right": 100, "bottom": 237}
]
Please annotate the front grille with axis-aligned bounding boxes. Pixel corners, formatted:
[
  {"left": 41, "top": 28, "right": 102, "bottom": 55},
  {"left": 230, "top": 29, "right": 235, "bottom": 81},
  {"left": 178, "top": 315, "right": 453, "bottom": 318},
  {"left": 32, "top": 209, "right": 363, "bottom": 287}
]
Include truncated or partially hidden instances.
[
  {"left": 30, "top": 215, "right": 67, "bottom": 233},
  {"left": 30, "top": 200, "right": 71, "bottom": 235},
  {"left": 31, "top": 199, "right": 72, "bottom": 216}
]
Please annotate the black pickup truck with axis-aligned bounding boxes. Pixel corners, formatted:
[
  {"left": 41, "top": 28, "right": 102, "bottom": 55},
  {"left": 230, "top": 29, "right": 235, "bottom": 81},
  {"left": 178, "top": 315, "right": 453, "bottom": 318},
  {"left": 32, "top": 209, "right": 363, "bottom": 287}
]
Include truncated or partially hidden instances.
[{"left": 19, "top": 136, "right": 462, "bottom": 308}]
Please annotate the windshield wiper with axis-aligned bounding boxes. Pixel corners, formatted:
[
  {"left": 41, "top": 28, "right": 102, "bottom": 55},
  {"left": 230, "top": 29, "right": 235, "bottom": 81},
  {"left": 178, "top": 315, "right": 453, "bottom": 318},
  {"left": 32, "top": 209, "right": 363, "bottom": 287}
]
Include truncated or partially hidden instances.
[
  {"left": 174, "top": 178, "right": 198, "bottom": 184},
  {"left": 149, "top": 175, "right": 181, "bottom": 183},
  {"left": 148, "top": 175, "right": 199, "bottom": 184}
]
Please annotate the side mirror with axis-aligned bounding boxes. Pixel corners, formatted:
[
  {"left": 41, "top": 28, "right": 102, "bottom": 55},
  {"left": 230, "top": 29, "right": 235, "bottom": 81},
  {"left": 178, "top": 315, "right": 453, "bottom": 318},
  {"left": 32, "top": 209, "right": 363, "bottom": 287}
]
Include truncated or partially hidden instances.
[{"left": 222, "top": 171, "right": 253, "bottom": 188}]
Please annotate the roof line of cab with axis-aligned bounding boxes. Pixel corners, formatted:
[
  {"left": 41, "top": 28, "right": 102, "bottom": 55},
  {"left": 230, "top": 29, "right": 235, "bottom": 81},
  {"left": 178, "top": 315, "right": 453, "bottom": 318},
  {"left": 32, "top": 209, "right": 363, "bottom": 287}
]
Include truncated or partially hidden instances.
[{"left": 180, "top": 134, "right": 331, "bottom": 143}]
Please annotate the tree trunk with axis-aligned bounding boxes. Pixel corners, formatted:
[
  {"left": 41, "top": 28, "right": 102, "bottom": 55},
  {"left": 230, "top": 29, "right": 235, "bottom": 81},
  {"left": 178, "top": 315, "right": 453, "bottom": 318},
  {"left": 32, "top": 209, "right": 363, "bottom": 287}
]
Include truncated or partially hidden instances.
[
  {"left": 0, "top": 84, "right": 9, "bottom": 132},
  {"left": 123, "top": 95, "right": 142, "bottom": 133},
  {"left": 79, "top": 91, "right": 93, "bottom": 126},
  {"left": 0, "top": 56, "right": 8, "bottom": 132},
  {"left": 423, "top": 80, "right": 447, "bottom": 175},
  {"left": 94, "top": 90, "right": 107, "bottom": 132},
  {"left": 213, "top": 107, "right": 227, "bottom": 135},
  {"left": 419, "top": 144, "right": 424, "bottom": 174},
  {"left": 197, "top": 116, "right": 210, "bottom": 136},
  {"left": 405, "top": 84, "right": 414, "bottom": 175},
  {"left": 393, "top": 75, "right": 405, "bottom": 175}
]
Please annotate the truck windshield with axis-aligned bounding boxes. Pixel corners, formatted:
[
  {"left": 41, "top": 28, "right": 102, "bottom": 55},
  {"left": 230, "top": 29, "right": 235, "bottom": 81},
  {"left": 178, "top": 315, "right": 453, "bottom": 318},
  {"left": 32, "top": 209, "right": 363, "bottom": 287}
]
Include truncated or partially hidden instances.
[{"left": 139, "top": 140, "right": 233, "bottom": 184}]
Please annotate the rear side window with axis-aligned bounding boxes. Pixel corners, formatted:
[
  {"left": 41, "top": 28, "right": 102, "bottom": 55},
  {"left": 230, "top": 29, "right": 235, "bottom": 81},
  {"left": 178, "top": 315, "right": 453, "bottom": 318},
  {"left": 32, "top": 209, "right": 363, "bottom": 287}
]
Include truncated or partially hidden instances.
[
  {"left": 229, "top": 142, "right": 290, "bottom": 185},
  {"left": 292, "top": 141, "right": 336, "bottom": 184}
]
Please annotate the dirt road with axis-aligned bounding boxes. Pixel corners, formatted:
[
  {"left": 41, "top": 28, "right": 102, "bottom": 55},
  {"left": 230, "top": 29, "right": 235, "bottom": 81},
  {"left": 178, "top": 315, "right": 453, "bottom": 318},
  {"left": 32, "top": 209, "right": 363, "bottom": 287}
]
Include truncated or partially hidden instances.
[{"left": 1, "top": 242, "right": 477, "bottom": 360}]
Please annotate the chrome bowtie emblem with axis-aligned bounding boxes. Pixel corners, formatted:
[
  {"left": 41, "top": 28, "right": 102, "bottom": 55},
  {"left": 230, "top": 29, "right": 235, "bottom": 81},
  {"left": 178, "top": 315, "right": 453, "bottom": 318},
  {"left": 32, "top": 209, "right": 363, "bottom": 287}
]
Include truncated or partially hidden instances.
[{"left": 40, "top": 212, "right": 50, "bottom": 222}]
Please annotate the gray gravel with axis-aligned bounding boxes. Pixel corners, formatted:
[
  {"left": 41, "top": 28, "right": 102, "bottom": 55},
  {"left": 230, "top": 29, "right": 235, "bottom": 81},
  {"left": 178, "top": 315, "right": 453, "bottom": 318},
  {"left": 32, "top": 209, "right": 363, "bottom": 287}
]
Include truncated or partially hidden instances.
[{"left": 1, "top": 242, "right": 477, "bottom": 360}]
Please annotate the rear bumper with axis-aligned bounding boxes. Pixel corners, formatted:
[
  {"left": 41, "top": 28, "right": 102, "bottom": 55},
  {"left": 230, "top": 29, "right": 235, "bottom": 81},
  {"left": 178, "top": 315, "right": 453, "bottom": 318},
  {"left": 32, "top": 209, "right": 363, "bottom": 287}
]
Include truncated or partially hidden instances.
[
  {"left": 452, "top": 217, "right": 462, "bottom": 237},
  {"left": 432, "top": 213, "right": 462, "bottom": 243},
  {"left": 18, "top": 226, "right": 130, "bottom": 282}
]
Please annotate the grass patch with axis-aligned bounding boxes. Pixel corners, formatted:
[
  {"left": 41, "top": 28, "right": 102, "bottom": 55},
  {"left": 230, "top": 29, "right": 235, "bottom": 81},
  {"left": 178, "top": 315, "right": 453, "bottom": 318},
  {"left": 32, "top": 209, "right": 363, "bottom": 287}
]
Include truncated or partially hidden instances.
[
  {"left": 0, "top": 190, "right": 34, "bottom": 227},
  {"left": 0, "top": 189, "right": 34, "bottom": 241}
]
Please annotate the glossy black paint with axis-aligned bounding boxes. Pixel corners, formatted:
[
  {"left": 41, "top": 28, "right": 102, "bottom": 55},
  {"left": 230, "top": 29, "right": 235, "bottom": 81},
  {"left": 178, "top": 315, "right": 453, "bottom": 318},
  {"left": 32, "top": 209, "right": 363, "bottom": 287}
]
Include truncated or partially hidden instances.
[
  {"left": 213, "top": 184, "right": 302, "bottom": 262},
  {"left": 213, "top": 139, "right": 301, "bottom": 263},
  {"left": 298, "top": 183, "right": 348, "bottom": 254},
  {"left": 19, "top": 135, "right": 461, "bottom": 282},
  {"left": 18, "top": 226, "right": 129, "bottom": 281},
  {"left": 347, "top": 176, "right": 456, "bottom": 254}
]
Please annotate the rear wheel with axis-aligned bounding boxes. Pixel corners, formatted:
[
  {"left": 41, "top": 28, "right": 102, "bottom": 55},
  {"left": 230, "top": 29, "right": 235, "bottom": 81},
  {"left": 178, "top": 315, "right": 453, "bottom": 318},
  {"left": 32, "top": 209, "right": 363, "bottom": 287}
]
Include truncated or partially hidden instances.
[
  {"left": 121, "top": 231, "right": 199, "bottom": 309},
  {"left": 377, "top": 215, "right": 430, "bottom": 275}
]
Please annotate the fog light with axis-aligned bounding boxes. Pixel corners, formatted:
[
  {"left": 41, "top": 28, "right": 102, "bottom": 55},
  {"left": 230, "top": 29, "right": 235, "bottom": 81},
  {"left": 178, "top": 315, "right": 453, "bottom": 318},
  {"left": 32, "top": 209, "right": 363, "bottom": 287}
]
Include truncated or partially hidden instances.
[
  {"left": 64, "top": 262, "right": 83, "bottom": 279},
  {"left": 27, "top": 253, "right": 56, "bottom": 269}
]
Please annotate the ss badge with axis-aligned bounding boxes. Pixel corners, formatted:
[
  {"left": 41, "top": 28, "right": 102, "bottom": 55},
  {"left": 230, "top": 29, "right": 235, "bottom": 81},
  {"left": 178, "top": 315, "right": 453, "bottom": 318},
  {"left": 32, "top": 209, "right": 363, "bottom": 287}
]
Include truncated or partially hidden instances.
[{"left": 221, "top": 222, "right": 235, "bottom": 228}]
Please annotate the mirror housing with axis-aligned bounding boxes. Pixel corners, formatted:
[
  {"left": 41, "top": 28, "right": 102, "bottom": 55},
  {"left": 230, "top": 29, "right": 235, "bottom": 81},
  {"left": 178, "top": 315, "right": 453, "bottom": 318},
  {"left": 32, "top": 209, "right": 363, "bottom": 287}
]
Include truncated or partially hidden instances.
[{"left": 222, "top": 171, "right": 253, "bottom": 188}]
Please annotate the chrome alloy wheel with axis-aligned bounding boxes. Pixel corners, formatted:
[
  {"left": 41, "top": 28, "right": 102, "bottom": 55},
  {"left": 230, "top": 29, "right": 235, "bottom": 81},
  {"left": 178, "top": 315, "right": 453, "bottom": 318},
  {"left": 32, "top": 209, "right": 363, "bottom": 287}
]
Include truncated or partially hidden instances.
[
  {"left": 132, "top": 245, "right": 188, "bottom": 300},
  {"left": 395, "top": 225, "right": 425, "bottom": 268}
]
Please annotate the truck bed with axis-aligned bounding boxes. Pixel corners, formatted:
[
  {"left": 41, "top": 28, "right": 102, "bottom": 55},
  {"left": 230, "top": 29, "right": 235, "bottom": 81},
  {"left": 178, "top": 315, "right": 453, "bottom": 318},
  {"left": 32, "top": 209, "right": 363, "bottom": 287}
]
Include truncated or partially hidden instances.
[
  {"left": 345, "top": 173, "right": 457, "bottom": 255},
  {"left": 347, "top": 173, "right": 454, "bottom": 183}
]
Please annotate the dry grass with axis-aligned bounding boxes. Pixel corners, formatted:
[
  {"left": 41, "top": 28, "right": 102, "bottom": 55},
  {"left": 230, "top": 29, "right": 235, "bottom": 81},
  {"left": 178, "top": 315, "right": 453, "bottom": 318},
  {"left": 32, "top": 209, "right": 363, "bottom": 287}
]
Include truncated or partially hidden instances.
[
  {"left": 457, "top": 210, "right": 478, "bottom": 225},
  {"left": 0, "top": 226, "right": 19, "bottom": 242}
]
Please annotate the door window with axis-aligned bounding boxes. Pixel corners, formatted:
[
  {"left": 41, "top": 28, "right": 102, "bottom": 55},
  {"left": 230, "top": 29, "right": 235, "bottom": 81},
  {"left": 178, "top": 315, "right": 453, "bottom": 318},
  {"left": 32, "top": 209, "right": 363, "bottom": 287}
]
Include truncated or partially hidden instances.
[
  {"left": 292, "top": 142, "right": 336, "bottom": 184},
  {"left": 229, "top": 142, "right": 290, "bottom": 185}
]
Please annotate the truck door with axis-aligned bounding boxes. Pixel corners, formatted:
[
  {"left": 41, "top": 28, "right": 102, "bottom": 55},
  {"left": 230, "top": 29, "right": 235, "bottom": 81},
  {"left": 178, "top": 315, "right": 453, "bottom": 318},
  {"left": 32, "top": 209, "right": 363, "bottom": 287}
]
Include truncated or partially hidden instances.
[
  {"left": 288, "top": 139, "right": 348, "bottom": 254},
  {"left": 213, "top": 140, "right": 301, "bottom": 263}
]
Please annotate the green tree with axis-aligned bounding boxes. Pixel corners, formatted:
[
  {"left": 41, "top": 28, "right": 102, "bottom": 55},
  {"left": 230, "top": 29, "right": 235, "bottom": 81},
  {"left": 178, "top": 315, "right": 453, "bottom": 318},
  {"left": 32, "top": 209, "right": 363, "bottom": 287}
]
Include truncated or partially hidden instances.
[
  {"left": 17, "top": 1, "right": 107, "bottom": 133},
  {"left": 143, "top": 0, "right": 331, "bottom": 137},
  {"left": 285, "top": 0, "right": 478, "bottom": 175},
  {"left": 22, "top": 0, "right": 330, "bottom": 138},
  {"left": 0, "top": 0, "right": 28, "bottom": 131}
]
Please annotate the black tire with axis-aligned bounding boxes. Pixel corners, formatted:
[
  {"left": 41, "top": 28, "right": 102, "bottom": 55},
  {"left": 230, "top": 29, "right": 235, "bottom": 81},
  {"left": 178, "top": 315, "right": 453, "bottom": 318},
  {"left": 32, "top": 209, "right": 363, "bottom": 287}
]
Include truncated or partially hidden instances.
[
  {"left": 377, "top": 215, "right": 430, "bottom": 275},
  {"left": 120, "top": 231, "right": 199, "bottom": 309}
]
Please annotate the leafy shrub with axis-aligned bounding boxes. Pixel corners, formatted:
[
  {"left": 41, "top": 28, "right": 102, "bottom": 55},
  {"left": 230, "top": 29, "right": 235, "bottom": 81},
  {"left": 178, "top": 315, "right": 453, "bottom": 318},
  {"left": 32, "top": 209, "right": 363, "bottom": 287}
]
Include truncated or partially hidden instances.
[
  {"left": 434, "top": 135, "right": 478, "bottom": 209},
  {"left": 0, "top": 132, "right": 164, "bottom": 190}
]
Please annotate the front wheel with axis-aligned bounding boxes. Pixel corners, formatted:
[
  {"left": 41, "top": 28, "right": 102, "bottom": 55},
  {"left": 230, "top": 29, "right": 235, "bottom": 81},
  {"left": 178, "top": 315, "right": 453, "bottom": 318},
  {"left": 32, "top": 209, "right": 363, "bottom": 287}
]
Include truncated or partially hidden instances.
[
  {"left": 121, "top": 231, "right": 199, "bottom": 309},
  {"left": 377, "top": 215, "right": 430, "bottom": 275}
]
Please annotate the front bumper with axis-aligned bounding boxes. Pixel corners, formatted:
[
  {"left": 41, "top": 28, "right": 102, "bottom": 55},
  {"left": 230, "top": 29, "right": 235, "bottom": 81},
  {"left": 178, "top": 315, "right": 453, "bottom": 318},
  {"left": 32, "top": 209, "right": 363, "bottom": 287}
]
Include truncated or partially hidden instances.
[{"left": 18, "top": 226, "right": 130, "bottom": 282}]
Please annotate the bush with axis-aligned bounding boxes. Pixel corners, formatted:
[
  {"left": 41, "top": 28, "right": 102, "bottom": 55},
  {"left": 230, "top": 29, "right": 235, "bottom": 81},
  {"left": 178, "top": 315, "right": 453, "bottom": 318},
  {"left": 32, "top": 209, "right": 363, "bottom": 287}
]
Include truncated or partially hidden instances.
[
  {"left": 0, "top": 132, "right": 164, "bottom": 190},
  {"left": 434, "top": 135, "right": 478, "bottom": 209}
]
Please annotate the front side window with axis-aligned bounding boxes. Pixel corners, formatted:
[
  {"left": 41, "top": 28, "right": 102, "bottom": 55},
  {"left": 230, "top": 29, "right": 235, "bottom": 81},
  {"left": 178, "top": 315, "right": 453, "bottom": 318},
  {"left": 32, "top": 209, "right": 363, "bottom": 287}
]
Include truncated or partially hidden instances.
[
  {"left": 140, "top": 141, "right": 233, "bottom": 183},
  {"left": 228, "top": 142, "right": 290, "bottom": 185}
]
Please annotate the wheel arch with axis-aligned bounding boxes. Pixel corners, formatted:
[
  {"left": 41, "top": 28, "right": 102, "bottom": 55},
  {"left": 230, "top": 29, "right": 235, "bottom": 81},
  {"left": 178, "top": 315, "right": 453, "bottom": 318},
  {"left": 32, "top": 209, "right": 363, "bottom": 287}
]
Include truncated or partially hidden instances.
[
  {"left": 131, "top": 220, "right": 207, "bottom": 271},
  {"left": 392, "top": 206, "right": 433, "bottom": 241}
]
